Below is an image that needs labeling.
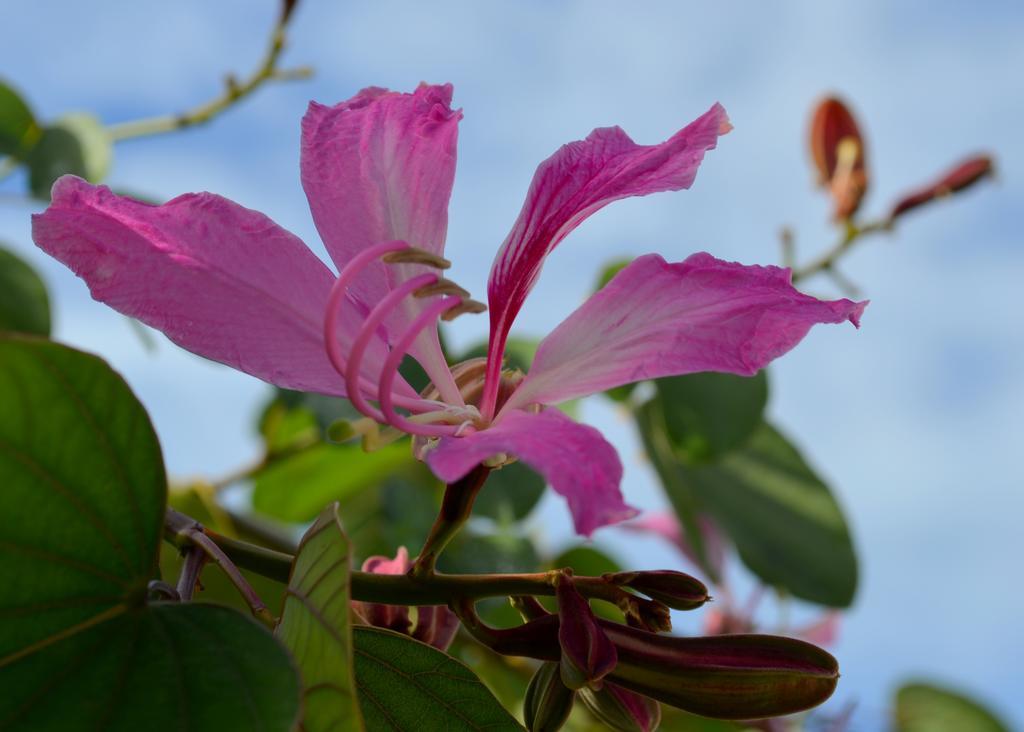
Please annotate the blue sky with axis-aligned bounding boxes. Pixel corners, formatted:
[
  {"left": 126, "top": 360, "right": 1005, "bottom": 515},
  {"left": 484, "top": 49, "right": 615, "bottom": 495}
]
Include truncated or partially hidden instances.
[{"left": 3, "top": 1, "right": 1022, "bottom": 726}]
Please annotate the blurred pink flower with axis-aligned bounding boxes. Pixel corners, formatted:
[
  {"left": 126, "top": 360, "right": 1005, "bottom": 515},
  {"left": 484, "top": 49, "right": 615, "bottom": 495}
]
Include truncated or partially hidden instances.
[
  {"left": 33, "top": 83, "right": 866, "bottom": 536},
  {"left": 352, "top": 547, "right": 458, "bottom": 651}
]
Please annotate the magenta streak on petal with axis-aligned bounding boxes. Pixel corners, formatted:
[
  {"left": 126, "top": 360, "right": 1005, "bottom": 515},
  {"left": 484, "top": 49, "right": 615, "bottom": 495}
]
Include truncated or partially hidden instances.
[
  {"left": 426, "top": 409, "right": 638, "bottom": 536},
  {"left": 344, "top": 272, "right": 439, "bottom": 423},
  {"left": 378, "top": 296, "right": 467, "bottom": 438},
  {"left": 502, "top": 253, "right": 867, "bottom": 411},
  {"left": 301, "top": 84, "right": 461, "bottom": 383},
  {"left": 481, "top": 103, "right": 731, "bottom": 418},
  {"left": 323, "top": 239, "right": 428, "bottom": 411},
  {"left": 31, "top": 176, "right": 408, "bottom": 398}
]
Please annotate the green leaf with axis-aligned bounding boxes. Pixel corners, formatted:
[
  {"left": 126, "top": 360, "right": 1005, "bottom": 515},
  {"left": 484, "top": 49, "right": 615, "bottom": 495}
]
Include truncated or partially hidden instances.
[
  {"left": 895, "top": 682, "right": 1010, "bottom": 732},
  {"left": 655, "top": 370, "right": 768, "bottom": 462},
  {"left": 259, "top": 398, "right": 320, "bottom": 455},
  {"left": 3, "top": 604, "right": 300, "bottom": 731},
  {"left": 549, "top": 546, "right": 621, "bottom": 576},
  {"left": 459, "top": 337, "right": 537, "bottom": 373},
  {"left": 0, "top": 246, "right": 51, "bottom": 336},
  {"left": 0, "top": 79, "right": 39, "bottom": 156},
  {"left": 473, "top": 460, "right": 545, "bottom": 522},
  {"left": 253, "top": 441, "right": 414, "bottom": 523},
  {"left": 353, "top": 627, "right": 524, "bottom": 730},
  {"left": 277, "top": 503, "right": 364, "bottom": 732},
  {"left": 27, "top": 113, "right": 112, "bottom": 199},
  {"left": 637, "top": 400, "right": 857, "bottom": 607},
  {"left": 593, "top": 257, "right": 633, "bottom": 291},
  {"left": 0, "top": 337, "right": 300, "bottom": 730}
]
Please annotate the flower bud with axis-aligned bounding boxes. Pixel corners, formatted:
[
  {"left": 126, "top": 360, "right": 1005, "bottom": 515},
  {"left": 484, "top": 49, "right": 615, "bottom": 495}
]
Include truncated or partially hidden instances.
[
  {"left": 412, "top": 604, "right": 460, "bottom": 651},
  {"left": 524, "top": 662, "right": 576, "bottom": 732},
  {"left": 625, "top": 599, "right": 672, "bottom": 634},
  {"left": 607, "top": 570, "right": 710, "bottom": 611},
  {"left": 888, "top": 155, "right": 994, "bottom": 221},
  {"left": 809, "top": 96, "right": 868, "bottom": 220},
  {"left": 579, "top": 683, "right": 662, "bottom": 732},
  {"left": 556, "top": 572, "right": 618, "bottom": 690},
  {"left": 352, "top": 548, "right": 413, "bottom": 634}
]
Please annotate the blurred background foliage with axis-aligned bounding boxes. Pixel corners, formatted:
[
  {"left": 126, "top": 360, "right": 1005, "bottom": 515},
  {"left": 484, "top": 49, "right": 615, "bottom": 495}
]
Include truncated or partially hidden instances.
[{"left": 0, "top": 1, "right": 1014, "bottom": 730}]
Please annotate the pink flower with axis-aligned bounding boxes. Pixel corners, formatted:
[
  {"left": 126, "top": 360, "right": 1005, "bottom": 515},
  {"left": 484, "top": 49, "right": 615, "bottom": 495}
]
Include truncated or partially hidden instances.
[
  {"left": 32, "top": 83, "right": 866, "bottom": 536},
  {"left": 352, "top": 547, "right": 459, "bottom": 650}
]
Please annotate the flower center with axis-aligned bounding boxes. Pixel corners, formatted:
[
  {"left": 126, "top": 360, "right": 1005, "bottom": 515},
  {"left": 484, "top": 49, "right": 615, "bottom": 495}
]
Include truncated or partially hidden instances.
[{"left": 323, "top": 240, "right": 486, "bottom": 440}]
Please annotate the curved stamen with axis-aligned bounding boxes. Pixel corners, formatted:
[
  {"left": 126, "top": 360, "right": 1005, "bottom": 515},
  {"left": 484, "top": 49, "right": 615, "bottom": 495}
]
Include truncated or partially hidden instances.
[
  {"left": 379, "top": 296, "right": 476, "bottom": 438},
  {"left": 323, "top": 240, "right": 444, "bottom": 412},
  {"left": 345, "top": 272, "right": 440, "bottom": 422}
]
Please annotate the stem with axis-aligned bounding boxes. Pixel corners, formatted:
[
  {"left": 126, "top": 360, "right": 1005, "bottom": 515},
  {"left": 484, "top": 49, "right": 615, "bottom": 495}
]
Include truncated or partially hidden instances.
[
  {"left": 411, "top": 465, "right": 491, "bottom": 577},
  {"left": 107, "top": 19, "right": 310, "bottom": 142},
  {"left": 175, "top": 547, "right": 207, "bottom": 601},
  {"left": 164, "top": 509, "right": 275, "bottom": 628},
  {"left": 163, "top": 508, "right": 627, "bottom": 607},
  {"left": 791, "top": 218, "right": 890, "bottom": 284}
]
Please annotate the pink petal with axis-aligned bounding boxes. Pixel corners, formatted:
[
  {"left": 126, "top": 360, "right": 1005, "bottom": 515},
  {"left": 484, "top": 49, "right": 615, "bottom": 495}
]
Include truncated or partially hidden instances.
[
  {"left": 425, "top": 409, "right": 638, "bottom": 536},
  {"left": 796, "top": 611, "right": 841, "bottom": 647},
  {"left": 301, "top": 84, "right": 461, "bottom": 372},
  {"left": 361, "top": 546, "right": 412, "bottom": 575},
  {"left": 32, "top": 176, "right": 406, "bottom": 397},
  {"left": 626, "top": 512, "right": 728, "bottom": 580},
  {"left": 503, "top": 253, "right": 867, "bottom": 409},
  {"left": 485, "top": 103, "right": 730, "bottom": 376}
]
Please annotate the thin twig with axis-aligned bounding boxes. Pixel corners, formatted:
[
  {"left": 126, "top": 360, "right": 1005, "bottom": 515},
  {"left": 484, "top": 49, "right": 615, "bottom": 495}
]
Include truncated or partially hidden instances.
[
  {"left": 791, "top": 218, "right": 890, "bottom": 284},
  {"left": 175, "top": 546, "right": 207, "bottom": 602},
  {"left": 411, "top": 466, "right": 491, "bottom": 577},
  {"left": 106, "top": 16, "right": 311, "bottom": 142}
]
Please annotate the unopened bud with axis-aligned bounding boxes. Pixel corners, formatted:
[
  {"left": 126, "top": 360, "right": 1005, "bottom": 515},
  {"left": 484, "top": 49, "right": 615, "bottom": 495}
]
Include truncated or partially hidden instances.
[
  {"left": 412, "top": 604, "right": 460, "bottom": 651},
  {"left": 888, "top": 155, "right": 994, "bottom": 221},
  {"left": 624, "top": 598, "right": 672, "bottom": 634},
  {"left": 579, "top": 683, "right": 662, "bottom": 732},
  {"left": 352, "top": 549, "right": 412, "bottom": 634},
  {"left": 524, "top": 662, "right": 576, "bottom": 732},
  {"left": 809, "top": 96, "right": 868, "bottom": 220},
  {"left": 607, "top": 570, "right": 710, "bottom": 611},
  {"left": 555, "top": 572, "right": 618, "bottom": 690}
]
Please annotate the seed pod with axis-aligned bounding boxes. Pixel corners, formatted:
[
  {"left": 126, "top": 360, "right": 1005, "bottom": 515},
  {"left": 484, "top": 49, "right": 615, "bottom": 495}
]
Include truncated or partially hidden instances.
[
  {"left": 809, "top": 96, "right": 868, "bottom": 220},
  {"left": 579, "top": 683, "right": 662, "bottom": 732},
  {"left": 556, "top": 572, "right": 618, "bottom": 690},
  {"left": 888, "top": 155, "right": 994, "bottom": 221},
  {"left": 607, "top": 570, "right": 709, "bottom": 611},
  {"left": 524, "top": 662, "right": 576, "bottom": 732}
]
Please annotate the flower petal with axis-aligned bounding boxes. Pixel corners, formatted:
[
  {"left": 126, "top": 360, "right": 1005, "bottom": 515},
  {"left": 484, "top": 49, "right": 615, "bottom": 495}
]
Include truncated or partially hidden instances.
[
  {"left": 425, "top": 409, "right": 638, "bottom": 536},
  {"left": 503, "top": 253, "right": 866, "bottom": 410},
  {"left": 301, "top": 84, "right": 462, "bottom": 374},
  {"left": 485, "top": 103, "right": 730, "bottom": 376},
  {"left": 32, "top": 176, "right": 407, "bottom": 397}
]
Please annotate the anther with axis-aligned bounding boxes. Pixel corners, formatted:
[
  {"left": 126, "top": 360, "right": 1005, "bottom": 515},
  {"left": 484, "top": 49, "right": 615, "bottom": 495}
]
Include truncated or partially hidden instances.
[
  {"left": 381, "top": 247, "right": 452, "bottom": 269},
  {"left": 413, "top": 278, "right": 471, "bottom": 299},
  {"left": 441, "top": 299, "right": 487, "bottom": 321}
]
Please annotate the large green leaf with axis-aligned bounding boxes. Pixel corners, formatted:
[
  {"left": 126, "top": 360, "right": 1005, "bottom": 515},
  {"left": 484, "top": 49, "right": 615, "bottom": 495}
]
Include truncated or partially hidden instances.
[
  {"left": 0, "top": 337, "right": 300, "bottom": 730},
  {"left": 655, "top": 370, "right": 768, "bottom": 463},
  {"left": 27, "top": 113, "right": 112, "bottom": 199},
  {"left": 473, "top": 460, "right": 545, "bottom": 522},
  {"left": 637, "top": 399, "right": 857, "bottom": 607},
  {"left": 0, "top": 79, "right": 39, "bottom": 156},
  {"left": 253, "top": 441, "right": 413, "bottom": 523},
  {"left": 277, "top": 503, "right": 364, "bottom": 732},
  {"left": 895, "top": 682, "right": 1009, "bottom": 732},
  {"left": 353, "top": 627, "right": 523, "bottom": 731},
  {"left": 0, "top": 246, "right": 51, "bottom": 336}
]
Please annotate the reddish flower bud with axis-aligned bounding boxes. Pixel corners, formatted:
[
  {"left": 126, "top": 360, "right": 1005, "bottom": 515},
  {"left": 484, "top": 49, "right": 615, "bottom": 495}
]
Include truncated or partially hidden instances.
[
  {"left": 809, "top": 96, "right": 868, "bottom": 220},
  {"left": 556, "top": 572, "right": 618, "bottom": 690},
  {"left": 625, "top": 598, "right": 673, "bottom": 634},
  {"left": 412, "top": 604, "right": 460, "bottom": 651},
  {"left": 352, "top": 548, "right": 413, "bottom": 633},
  {"left": 607, "top": 570, "right": 710, "bottom": 611},
  {"left": 524, "top": 662, "right": 577, "bottom": 732},
  {"left": 888, "top": 155, "right": 994, "bottom": 221},
  {"left": 579, "top": 683, "right": 662, "bottom": 732}
]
